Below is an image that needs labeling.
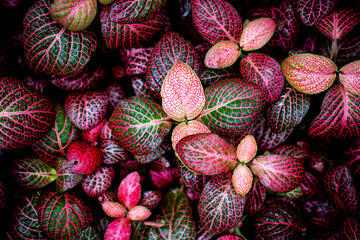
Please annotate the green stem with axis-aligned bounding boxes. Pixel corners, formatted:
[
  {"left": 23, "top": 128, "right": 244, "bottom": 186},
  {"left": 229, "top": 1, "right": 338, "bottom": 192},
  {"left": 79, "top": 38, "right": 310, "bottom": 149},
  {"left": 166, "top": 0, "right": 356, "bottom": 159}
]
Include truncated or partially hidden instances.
[{"left": 234, "top": 228, "right": 248, "bottom": 240}]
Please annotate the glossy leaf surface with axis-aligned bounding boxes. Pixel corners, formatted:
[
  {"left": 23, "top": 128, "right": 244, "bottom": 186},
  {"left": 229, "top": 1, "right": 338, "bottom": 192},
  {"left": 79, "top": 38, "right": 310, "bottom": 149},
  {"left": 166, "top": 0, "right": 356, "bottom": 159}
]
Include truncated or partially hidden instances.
[
  {"left": 82, "top": 165, "right": 115, "bottom": 197},
  {"left": 239, "top": 18, "right": 275, "bottom": 51},
  {"left": 56, "top": 158, "right": 83, "bottom": 193},
  {"left": 204, "top": 41, "right": 240, "bottom": 69},
  {"left": 104, "top": 217, "right": 131, "bottom": 240},
  {"left": 232, "top": 164, "right": 253, "bottom": 196},
  {"left": 339, "top": 60, "right": 360, "bottom": 96},
  {"left": 172, "top": 120, "right": 210, "bottom": 150},
  {"left": 293, "top": 0, "right": 335, "bottom": 26},
  {"left": 118, "top": 172, "right": 141, "bottom": 210}
]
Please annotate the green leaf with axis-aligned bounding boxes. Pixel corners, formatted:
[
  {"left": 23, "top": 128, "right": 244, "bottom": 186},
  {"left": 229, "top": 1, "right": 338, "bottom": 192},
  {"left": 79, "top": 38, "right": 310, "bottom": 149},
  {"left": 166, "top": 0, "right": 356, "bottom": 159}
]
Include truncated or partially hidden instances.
[
  {"left": 73, "top": 226, "right": 101, "bottom": 240},
  {"left": 55, "top": 158, "right": 83, "bottom": 193}
]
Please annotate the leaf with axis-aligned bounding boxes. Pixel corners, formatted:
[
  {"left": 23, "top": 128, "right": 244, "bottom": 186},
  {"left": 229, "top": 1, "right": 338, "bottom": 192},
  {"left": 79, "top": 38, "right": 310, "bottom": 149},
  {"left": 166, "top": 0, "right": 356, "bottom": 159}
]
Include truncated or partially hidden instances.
[
  {"left": 150, "top": 167, "right": 179, "bottom": 188},
  {"left": 236, "top": 135, "right": 257, "bottom": 163},
  {"left": 147, "top": 189, "right": 196, "bottom": 239},
  {"left": 339, "top": 60, "right": 360, "bottom": 96},
  {"left": 82, "top": 165, "right": 115, "bottom": 197},
  {"left": 55, "top": 158, "right": 83, "bottom": 193},
  {"left": 127, "top": 205, "right": 151, "bottom": 221},
  {"left": 101, "top": 6, "right": 165, "bottom": 49},
  {"left": 134, "top": 139, "right": 171, "bottom": 164},
  {"left": 273, "top": 144, "right": 310, "bottom": 162},
  {"left": 104, "top": 217, "right": 131, "bottom": 240},
  {"left": 23, "top": 0, "right": 97, "bottom": 75},
  {"left": 176, "top": 133, "right": 238, "bottom": 175},
  {"left": 197, "top": 78, "right": 267, "bottom": 136},
  {"left": 0, "top": 77, "right": 56, "bottom": 150},
  {"left": 266, "top": 86, "right": 311, "bottom": 133},
  {"left": 239, "top": 18, "right": 275, "bottom": 51},
  {"left": 244, "top": 178, "right": 266, "bottom": 216},
  {"left": 99, "top": 140, "right": 128, "bottom": 164},
  {"left": 108, "top": 96, "right": 172, "bottom": 155},
  {"left": 110, "top": 0, "right": 166, "bottom": 23},
  {"left": 11, "top": 158, "right": 57, "bottom": 190},
  {"left": 124, "top": 47, "right": 153, "bottom": 76},
  {"left": 204, "top": 41, "right": 241, "bottom": 69},
  {"left": 67, "top": 141, "right": 102, "bottom": 175},
  {"left": 309, "top": 84, "right": 360, "bottom": 141},
  {"left": 240, "top": 53, "right": 284, "bottom": 104},
  {"left": 293, "top": 0, "right": 335, "bottom": 26},
  {"left": 343, "top": 138, "right": 360, "bottom": 176},
  {"left": 32, "top": 103, "right": 79, "bottom": 165},
  {"left": 281, "top": 53, "right": 337, "bottom": 94},
  {"left": 200, "top": 67, "right": 238, "bottom": 85},
  {"left": 149, "top": 156, "right": 170, "bottom": 172},
  {"left": 327, "top": 32, "right": 360, "bottom": 66},
  {"left": 315, "top": 9, "right": 360, "bottom": 40},
  {"left": 161, "top": 62, "right": 205, "bottom": 122},
  {"left": 38, "top": 191, "right": 93, "bottom": 240},
  {"left": 198, "top": 172, "right": 246, "bottom": 236},
  {"left": 217, "top": 235, "right": 244, "bottom": 240},
  {"left": 191, "top": 0, "right": 242, "bottom": 44},
  {"left": 340, "top": 217, "right": 360, "bottom": 239},
  {"left": 49, "top": 0, "right": 97, "bottom": 32},
  {"left": 131, "top": 76, "right": 152, "bottom": 99},
  {"left": 146, "top": 31, "right": 202, "bottom": 98},
  {"left": 74, "top": 226, "right": 101, "bottom": 240},
  {"left": 107, "top": 82, "right": 127, "bottom": 112},
  {"left": 140, "top": 190, "right": 162, "bottom": 210},
  {"left": 65, "top": 91, "right": 108, "bottom": 131},
  {"left": 102, "top": 201, "right": 127, "bottom": 218},
  {"left": 100, "top": 121, "right": 116, "bottom": 141},
  {"left": 118, "top": 172, "right": 141, "bottom": 210},
  {"left": 81, "top": 119, "right": 106, "bottom": 143},
  {"left": 98, "top": 191, "right": 118, "bottom": 204},
  {"left": 322, "top": 165, "right": 357, "bottom": 214},
  {"left": 172, "top": 120, "right": 211, "bottom": 150},
  {"left": 178, "top": 161, "right": 209, "bottom": 193},
  {"left": 276, "top": 186, "right": 304, "bottom": 199},
  {"left": 301, "top": 172, "right": 318, "bottom": 199},
  {"left": 251, "top": 154, "right": 305, "bottom": 192},
  {"left": 232, "top": 164, "right": 253, "bottom": 196}
]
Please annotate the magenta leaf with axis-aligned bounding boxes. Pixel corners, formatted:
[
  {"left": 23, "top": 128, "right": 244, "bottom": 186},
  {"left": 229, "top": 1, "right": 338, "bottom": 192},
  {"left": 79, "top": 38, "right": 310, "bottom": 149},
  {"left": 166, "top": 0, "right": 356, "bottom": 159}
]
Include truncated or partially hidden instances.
[
  {"left": 11, "top": 158, "right": 57, "bottom": 190},
  {"left": 67, "top": 141, "right": 102, "bottom": 175},
  {"left": 101, "top": 5, "right": 165, "bottom": 49},
  {"left": 32, "top": 103, "right": 79, "bottom": 166},
  {"left": 131, "top": 76, "right": 152, "bottom": 99},
  {"left": 240, "top": 53, "right": 284, "bottom": 104},
  {"left": 55, "top": 158, "right": 83, "bottom": 193},
  {"left": 176, "top": 133, "right": 237, "bottom": 175},
  {"left": 200, "top": 67, "right": 238, "bottom": 85},
  {"left": 309, "top": 84, "right": 360, "bottom": 141},
  {"left": 150, "top": 167, "right": 179, "bottom": 188},
  {"left": 147, "top": 189, "right": 196, "bottom": 239},
  {"left": 339, "top": 60, "right": 360, "bottom": 96},
  {"left": 293, "top": 0, "right": 335, "bottom": 26},
  {"left": 281, "top": 53, "right": 337, "bottom": 94},
  {"left": 204, "top": 41, "right": 240, "bottom": 69},
  {"left": 149, "top": 156, "right": 170, "bottom": 172},
  {"left": 340, "top": 217, "right": 360, "bottom": 239},
  {"left": 134, "top": 139, "right": 171, "bottom": 164},
  {"left": 75, "top": 226, "right": 101, "bottom": 240},
  {"left": 191, "top": 0, "right": 242, "bottom": 44},
  {"left": 198, "top": 172, "right": 246, "bottom": 236},
  {"left": 301, "top": 172, "right": 319, "bottom": 199},
  {"left": 343, "top": 138, "right": 360, "bottom": 176},
  {"left": 81, "top": 119, "right": 107, "bottom": 143},
  {"left": 82, "top": 165, "right": 115, "bottom": 197},
  {"left": 273, "top": 144, "right": 311, "bottom": 162},
  {"left": 140, "top": 190, "right": 162, "bottom": 210},
  {"left": 105, "top": 217, "right": 131, "bottom": 240},
  {"left": 99, "top": 139, "right": 129, "bottom": 164},
  {"left": 244, "top": 178, "right": 266, "bottom": 216},
  {"left": 38, "top": 191, "right": 93, "bottom": 240},
  {"left": 315, "top": 9, "right": 360, "bottom": 40},
  {"left": 146, "top": 31, "right": 202, "bottom": 98},
  {"left": 197, "top": 78, "right": 267, "bottom": 136},
  {"left": 217, "top": 235, "right": 244, "bottom": 240},
  {"left": 100, "top": 121, "right": 116, "bottom": 141},
  {"left": 23, "top": 0, "right": 97, "bottom": 75},
  {"left": 110, "top": 0, "right": 166, "bottom": 23},
  {"left": 326, "top": 32, "right": 360, "bottom": 65},
  {"left": 124, "top": 47, "right": 153, "bottom": 76},
  {"left": 266, "top": 86, "right": 311, "bottom": 133},
  {"left": 118, "top": 172, "right": 141, "bottom": 210},
  {"left": 251, "top": 154, "right": 305, "bottom": 192},
  {"left": 107, "top": 82, "right": 127, "bottom": 113},
  {"left": 109, "top": 97, "right": 172, "bottom": 155},
  {"left": 322, "top": 165, "right": 357, "bottom": 214},
  {"left": 178, "top": 161, "right": 209, "bottom": 193},
  {"left": 0, "top": 77, "right": 56, "bottom": 150}
]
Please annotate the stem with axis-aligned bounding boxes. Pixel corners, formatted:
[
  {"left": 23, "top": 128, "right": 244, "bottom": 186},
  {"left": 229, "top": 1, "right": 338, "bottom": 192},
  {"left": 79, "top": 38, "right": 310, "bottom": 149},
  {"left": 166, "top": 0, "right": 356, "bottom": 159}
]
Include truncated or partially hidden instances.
[
  {"left": 234, "top": 228, "right": 248, "bottom": 240},
  {"left": 330, "top": 39, "right": 338, "bottom": 61},
  {"left": 143, "top": 221, "right": 165, "bottom": 227}
]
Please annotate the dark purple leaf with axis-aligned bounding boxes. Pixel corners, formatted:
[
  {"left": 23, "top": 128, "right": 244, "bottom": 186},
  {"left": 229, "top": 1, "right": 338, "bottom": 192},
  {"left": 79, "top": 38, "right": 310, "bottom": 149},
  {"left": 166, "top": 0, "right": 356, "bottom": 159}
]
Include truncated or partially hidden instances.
[
  {"left": 149, "top": 156, "right": 170, "bottom": 172},
  {"left": 67, "top": 141, "right": 102, "bottom": 175},
  {"left": 123, "top": 47, "right": 153, "bottom": 76},
  {"left": 82, "top": 165, "right": 115, "bottom": 197},
  {"left": 200, "top": 67, "right": 237, "bottom": 85},
  {"left": 0, "top": 181, "right": 4, "bottom": 209},
  {"left": 131, "top": 76, "right": 153, "bottom": 99},
  {"left": 99, "top": 139, "right": 128, "bottom": 164},
  {"left": 178, "top": 160, "right": 209, "bottom": 193},
  {"left": 23, "top": 76, "right": 47, "bottom": 94},
  {"left": 273, "top": 144, "right": 311, "bottom": 162},
  {"left": 340, "top": 217, "right": 360, "bottom": 239},
  {"left": 308, "top": 152, "right": 326, "bottom": 173},
  {"left": 134, "top": 139, "right": 171, "bottom": 164},
  {"left": 56, "top": 158, "right": 83, "bottom": 193},
  {"left": 75, "top": 226, "right": 101, "bottom": 240},
  {"left": 343, "top": 138, "right": 360, "bottom": 176},
  {"left": 106, "top": 82, "right": 127, "bottom": 113},
  {"left": 301, "top": 172, "right": 319, "bottom": 199},
  {"left": 150, "top": 167, "right": 179, "bottom": 188},
  {"left": 293, "top": 0, "right": 335, "bottom": 26},
  {"left": 245, "top": 178, "right": 266, "bottom": 216},
  {"left": 140, "top": 190, "right": 162, "bottom": 210}
]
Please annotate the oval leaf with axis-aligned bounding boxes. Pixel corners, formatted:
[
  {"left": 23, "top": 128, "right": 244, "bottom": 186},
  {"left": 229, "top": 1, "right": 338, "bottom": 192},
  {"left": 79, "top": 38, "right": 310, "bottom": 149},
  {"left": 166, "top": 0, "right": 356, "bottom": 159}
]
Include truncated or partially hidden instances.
[
  {"left": 102, "top": 201, "right": 127, "bottom": 218},
  {"left": 172, "top": 120, "right": 210, "bottom": 150},
  {"left": 104, "top": 217, "right": 131, "bottom": 240},
  {"left": 82, "top": 165, "right": 115, "bottom": 197},
  {"left": 118, "top": 172, "right": 141, "bottom": 210},
  {"left": 150, "top": 167, "right": 179, "bottom": 189},
  {"left": 134, "top": 139, "right": 171, "bottom": 164},
  {"left": 232, "top": 164, "right": 253, "bottom": 196},
  {"left": 176, "top": 133, "right": 238, "bottom": 175},
  {"left": 339, "top": 60, "right": 360, "bottom": 96},
  {"left": 99, "top": 140, "right": 128, "bottom": 165},
  {"left": 161, "top": 62, "right": 205, "bottom": 122},
  {"left": 240, "top": 18, "right": 275, "bottom": 51},
  {"left": 251, "top": 154, "right": 305, "bottom": 192},
  {"left": 293, "top": 0, "right": 335, "bottom": 26},
  {"left": 340, "top": 217, "right": 360, "bottom": 239},
  {"left": 281, "top": 53, "right": 337, "bottom": 94},
  {"left": 204, "top": 41, "right": 240, "bottom": 69},
  {"left": 236, "top": 135, "right": 257, "bottom": 163},
  {"left": 244, "top": 178, "right": 266, "bottom": 216},
  {"left": 200, "top": 67, "right": 238, "bottom": 85},
  {"left": 109, "top": 96, "right": 171, "bottom": 155},
  {"left": 56, "top": 158, "right": 83, "bottom": 193},
  {"left": 178, "top": 161, "right": 209, "bottom": 193},
  {"left": 127, "top": 205, "right": 151, "bottom": 221},
  {"left": 67, "top": 141, "right": 102, "bottom": 175},
  {"left": 140, "top": 190, "right": 162, "bottom": 210}
]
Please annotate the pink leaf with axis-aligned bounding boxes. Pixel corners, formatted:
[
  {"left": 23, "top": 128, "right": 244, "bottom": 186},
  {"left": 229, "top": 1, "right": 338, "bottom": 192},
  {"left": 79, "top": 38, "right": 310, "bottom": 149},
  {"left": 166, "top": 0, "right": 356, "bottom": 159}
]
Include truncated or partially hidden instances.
[
  {"left": 81, "top": 118, "right": 106, "bottom": 143},
  {"left": 281, "top": 53, "right": 337, "bottom": 94},
  {"left": 236, "top": 135, "right": 257, "bottom": 163},
  {"left": 118, "top": 172, "right": 141, "bottom": 210},
  {"left": 104, "top": 217, "right": 131, "bottom": 240},
  {"left": 67, "top": 141, "right": 102, "bottom": 175},
  {"left": 127, "top": 205, "right": 151, "bottom": 221},
  {"left": 240, "top": 18, "right": 275, "bottom": 51},
  {"left": 102, "top": 201, "right": 127, "bottom": 218},
  {"left": 232, "top": 164, "right": 253, "bottom": 196},
  {"left": 204, "top": 41, "right": 241, "bottom": 68},
  {"left": 82, "top": 165, "right": 115, "bottom": 197},
  {"left": 293, "top": 0, "right": 335, "bottom": 26},
  {"left": 161, "top": 62, "right": 205, "bottom": 122},
  {"left": 150, "top": 167, "right": 179, "bottom": 188},
  {"left": 339, "top": 60, "right": 360, "bottom": 96}
]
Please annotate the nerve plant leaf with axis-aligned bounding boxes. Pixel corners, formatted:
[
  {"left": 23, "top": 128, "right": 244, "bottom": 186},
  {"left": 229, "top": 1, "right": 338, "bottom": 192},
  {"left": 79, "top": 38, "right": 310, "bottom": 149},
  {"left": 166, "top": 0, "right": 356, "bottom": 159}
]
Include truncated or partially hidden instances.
[
  {"left": 140, "top": 190, "right": 162, "bottom": 210},
  {"left": 67, "top": 141, "right": 102, "bottom": 175},
  {"left": 204, "top": 41, "right": 241, "bottom": 68},
  {"left": 147, "top": 189, "right": 196, "bottom": 239},
  {"left": 339, "top": 60, "right": 360, "bottom": 96},
  {"left": 50, "top": 0, "right": 97, "bottom": 32},
  {"left": 127, "top": 205, "right": 151, "bottom": 221},
  {"left": 293, "top": 0, "right": 335, "bottom": 26},
  {"left": 245, "top": 178, "right": 266, "bottom": 216},
  {"left": 55, "top": 158, "right": 83, "bottom": 193},
  {"left": 281, "top": 54, "right": 337, "bottom": 94},
  {"left": 108, "top": 96, "right": 172, "bottom": 155},
  {"left": 102, "top": 201, "right": 127, "bottom": 218},
  {"left": 99, "top": 140, "right": 128, "bottom": 165},
  {"left": 343, "top": 138, "right": 360, "bottom": 176},
  {"left": 236, "top": 134, "right": 257, "bottom": 163},
  {"left": 82, "top": 165, "right": 115, "bottom": 197},
  {"left": 191, "top": 0, "right": 243, "bottom": 44},
  {"left": 178, "top": 161, "right": 209, "bottom": 193},
  {"left": 232, "top": 164, "right": 253, "bottom": 196},
  {"left": 161, "top": 62, "right": 205, "bottom": 122},
  {"left": 340, "top": 217, "right": 360, "bottom": 239},
  {"left": 104, "top": 217, "right": 131, "bottom": 240},
  {"left": 239, "top": 18, "right": 276, "bottom": 51},
  {"left": 176, "top": 133, "right": 238, "bottom": 175},
  {"left": 118, "top": 172, "right": 141, "bottom": 210},
  {"left": 171, "top": 120, "right": 211, "bottom": 149},
  {"left": 134, "top": 139, "right": 171, "bottom": 164}
]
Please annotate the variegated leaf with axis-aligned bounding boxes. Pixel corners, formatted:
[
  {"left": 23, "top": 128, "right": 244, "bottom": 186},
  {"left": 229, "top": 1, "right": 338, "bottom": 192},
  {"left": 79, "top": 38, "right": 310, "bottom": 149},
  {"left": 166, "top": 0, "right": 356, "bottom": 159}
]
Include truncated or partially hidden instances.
[
  {"left": 178, "top": 160, "right": 209, "bottom": 193},
  {"left": 339, "top": 60, "right": 360, "bottom": 96},
  {"left": 200, "top": 67, "right": 238, "bottom": 85},
  {"left": 244, "top": 178, "right": 266, "bottom": 216},
  {"left": 172, "top": 120, "right": 211, "bottom": 150},
  {"left": 56, "top": 158, "right": 83, "bottom": 193},
  {"left": 204, "top": 41, "right": 240, "bottom": 69},
  {"left": 293, "top": 0, "right": 335, "bottom": 26},
  {"left": 118, "top": 172, "right": 141, "bottom": 210},
  {"left": 134, "top": 139, "right": 171, "bottom": 164},
  {"left": 140, "top": 190, "right": 162, "bottom": 210},
  {"left": 99, "top": 140, "right": 128, "bottom": 165},
  {"left": 82, "top": 165, "right": 115, "bottom": 197},
  {"left": 236, "top": 134, "right": 257, "bottom": 163},
  {"left": 232, "top": 164, "right": 253, "bottom": 196},
  {"left": 127, "top": 205, "right": 151, "bottom": 221},
  {"left": 104, "top": 217, "right": 131, "bottom": 240},
  {"left": 102, "top": 201, "right": 127, "bottom": 218}
]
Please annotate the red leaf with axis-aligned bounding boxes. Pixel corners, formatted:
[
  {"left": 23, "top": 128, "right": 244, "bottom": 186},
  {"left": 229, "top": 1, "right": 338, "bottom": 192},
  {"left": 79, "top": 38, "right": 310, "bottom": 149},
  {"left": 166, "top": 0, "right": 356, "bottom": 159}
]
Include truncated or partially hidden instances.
[
  {"left": 240, "top": 18, "right": 275, "bottom": 51},
  {"left": 127, "top": 205, "right": 151, "bottom": 221},
  {"left": 150, "top": 167, "right": 179, "bottom": 188},
  {"left": 118, "top": 172, "right": 141, "bottom": 210},
  {"left": 102, "top": 201, "right": 127, "bottom": 218},
  {"left": 104, "top": 217, "right": 131, "bottom": 240},
  {"left": 81, "top": 119, "right": 106, "bottom": 143},
  {"left": 236, "top": 135, "right": 257, "bottom": 163},
  {"left": 339, "top": 60, "right": 360, "bottom": 96},
  {"left": 204, "top": 41, "right": 240, "bottom": 68},
  {"left": 140, "top": 190, "right": 162, "bottom": 210},
  {"left": 67, "top": 141, "right": 102, "bottom": 175},
  {"left": 232, "top": 164, "right": 253, "bottom": 196}
]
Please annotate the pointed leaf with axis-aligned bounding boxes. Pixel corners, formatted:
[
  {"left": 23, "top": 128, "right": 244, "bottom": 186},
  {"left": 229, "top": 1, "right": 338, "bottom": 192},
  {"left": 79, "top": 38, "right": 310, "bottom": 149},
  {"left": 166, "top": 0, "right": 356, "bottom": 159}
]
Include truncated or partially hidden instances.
[
  {"left": 200, "top": 67, "right": 238, "bottom": 84},
  {"left": 172, "top": 120, "right": 211, "bottom": 149},
  {"left": 23, "top": 0, "right": 97, "bottom": 75},
  {"left": 204, "top": 41, "right": 240, "bottom": 69},
  {"left": 118, "top": 172, "right": 141, "bottom": 210},
  {"left": 134, "top": 139, "right": 171, "bottom": 164},
  {"left": 105, "top": 217, "right": 131, "bottom": 240},
  {"left": 244, "top": 178, "right": 266, "bottom": 216},
  {"left": 176, "top": 133, "right": 237, "bottom": 175},
  {"left": 293, "top": 0, "right": 335, "bottom": 26},
  {"left": 232, "top": 164, "right": 253, "bottom": 196},
  {"left": 236, "top": 135, "right": 257, "bottom": 163},
  {"left": 251, "top": 154, "right": 305, "bottom": 192},
  {"left": 301, "top": 172, "right": 319, "bottom": 199},
  {"left": 309, "top": 84, "right": 360, "bottom": 141},
  {"left": 316, "top": 9, "right": 360, "bottom": 40},
  {"left": 281, "top": 54, "right": 337, "bottom": 94},
  {"left": 102, "top": 201, "right": 127, "bottom": 218},
  {"left": 140, "top": 190, "right": 162, "bottom": 210},
  {"left": 67, "top": 141, "right": 102, "bottom": 175},
  {"left": 197, "top": 78, "right": 267, "bottom": 136},
  {"left": 147, "top": 189, "right": 196, "bottom": 239},
  {"left": 266, "top": 86, "right": 311, "bottom": 133},
  {"left": 339, "top": 60, "right": 360, "bottom": 96},
  {"left": 56, "top": 158, "right": 83, "bottom": 193},
  {"left": 198, "top": 172, "right": 246, "bottom": 236},
  {"left": 240, "top": 53, "right": 284, "bottom": 104},
  {"left": 127, "top": 205, "right": 151, "bottom": 221},
  {"left": 240, "top": 18, "right": 275, "bottom": 51},
  {"left": 109, "top": 96, "right": 172, "bottom": 155},
  {"left": 11, "top": 158, "right": 57, "bottom": 190},
  {"left": 82, "top": 165, "right": 115, "bottom": 197},
  {"left": 49, "top": 0, "right": 97, "bottom": 32},
  {"left": 273, "top": 144, "right": 311, "bottom": 162},
  {"left": 99, "top": 140, "right": 128, "bottom": 165}
]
